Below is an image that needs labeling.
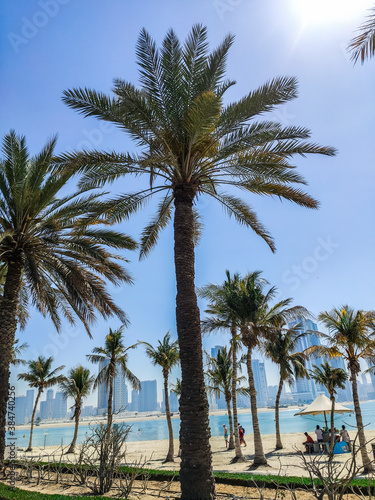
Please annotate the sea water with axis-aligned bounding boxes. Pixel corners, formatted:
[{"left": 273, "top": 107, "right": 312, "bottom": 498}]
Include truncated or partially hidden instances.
[{"left": 13, "top": 400, "right": 375, "bottom": 449}]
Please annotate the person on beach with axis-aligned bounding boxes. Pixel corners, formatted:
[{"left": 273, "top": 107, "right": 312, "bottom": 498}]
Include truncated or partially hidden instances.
[
  {"left": 302, "top": 432, "right": 314, "bottom": 453},
  {"left": 223, "top": 424, "right": 228, "bottom": 448},
  {"left": 315, "top": 425, "right": 324, "bottom": 451},
  {"left": 239, "top": 425, "right": 247, "bottom": 447},
  {"left": 340, "top": 425, "right": 350, "bottom": 446}
]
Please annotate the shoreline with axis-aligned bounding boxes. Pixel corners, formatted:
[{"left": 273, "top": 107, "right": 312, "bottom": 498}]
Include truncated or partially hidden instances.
[{"left": 15, "top": 404, "right": 306, "bottom": 430}]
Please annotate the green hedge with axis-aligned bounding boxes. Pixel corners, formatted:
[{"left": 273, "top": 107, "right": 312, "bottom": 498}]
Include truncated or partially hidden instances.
[{"left": 0, "top": 482, "right": 109, "bottom": 500}]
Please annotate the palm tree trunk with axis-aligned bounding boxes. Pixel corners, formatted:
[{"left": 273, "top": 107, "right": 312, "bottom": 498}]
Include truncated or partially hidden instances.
[
  {"left": 163, "top": 368, "right": 174, "bottom": 462},
  {"left": 225, "top": 392, "right": 234, "bottom": 449},
  {"left": 231, "top": 325, "right": 244, "bottom": 461},
  {"left": 275, "top": 376, "right": 284, "bottom": 450},
  {"left": 106, "top": 373, "right": 114, "bottom": 444},
  {"left": 246, "top": 348, "right": 268, "bottom": 466},
  {"left": 329, "top": 395, "right": 335, "bottom": 459},
  {"left": 173, "top": 187, "right": 215, "bottom": 500},
  {"left": 0, "top": 260, "right": 23, "bottom": 464},
  {"left": 67, "top": 401, "right": 81, "bottom": 454},
  {"left": 350, "top": 369, "right": 372, "bottom": 472},
  {"left": 27, "top": 388, "right": 42, "bottom": 452}
]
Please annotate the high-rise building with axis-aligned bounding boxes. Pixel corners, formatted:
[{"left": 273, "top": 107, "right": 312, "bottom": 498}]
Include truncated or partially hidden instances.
[
  {"left": 161, "top": 388, "right": 179, "bottom": 413},
  {"left": 40, "top": 389, "right": 55, "bottom": 420},
  {"left": 25, "top": 390, "right": 34, "bottom": 422},
  {"left": 288, "top": 319, "right": 320, "bottom": 403},
  {"left": 252, "top": 359, "right": 268, "bottom": 407},
  {"left": 138, "top": 380, "right": 158, "bottom": 412},
  {"left": 113, "top": 374, "right": 128, "bottom": 413},
  {"left": 330, "top": 357, "right": 351, "bottom": 401},
  {"left": 130, "top": 389, "right": 139, "bottom": 412},
  {"left": 53, "top": 392, "right": 67, "bottom": 419},
  {"left": 14, "top": 396, "right": 27, "bottom": 425},
  {"left": 97, "top": 359, "right": 109, "bottom": 414}
]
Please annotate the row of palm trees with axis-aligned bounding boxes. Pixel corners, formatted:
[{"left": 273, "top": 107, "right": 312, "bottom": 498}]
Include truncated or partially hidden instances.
[
  {"left": 16, "top": 328, "right": 180, "bottom": 460},
  {"left": 198, "top": 270, "right": 375, "bottom": 472}
]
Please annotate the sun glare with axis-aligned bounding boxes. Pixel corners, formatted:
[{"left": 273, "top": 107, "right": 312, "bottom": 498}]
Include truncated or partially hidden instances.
[{"left": 293, "top": 0, "right": 373, "bottom": 24}]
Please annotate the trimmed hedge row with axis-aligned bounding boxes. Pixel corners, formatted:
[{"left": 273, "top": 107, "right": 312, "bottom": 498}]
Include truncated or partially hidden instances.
[
  {"left": 4, "top": 460, "right": 375, "bottom": 496},
  {"left": 0, "top": 482, "right": 109, "bottom": 500}
]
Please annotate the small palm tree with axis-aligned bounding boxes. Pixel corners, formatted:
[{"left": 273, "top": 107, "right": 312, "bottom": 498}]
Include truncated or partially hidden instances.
[
  {"left": 264, "top": 325, "right": 307, "bottom": 449},
  {"left": 171, "top": 378, "right": 182, "bottom": 398},
  {"left": 87, "top": 326, "right": 140, "bottom": 443},
  {"left": 199, "top": 271, "right": 245, "bottom": 460},
  {"left": 206, "top": 347, "right": 248, "bottom": 451},
  {"left": 10, "top": 339, "right": 29, "bottom": 366},
  {"left": 59, "top": 365, "right": 95, "bottom": 453},
  {"left": 0, "top": 131, "right": 136, "bottom": 464},
  {"left": 307, "top": 306, "right": 375, "bottom": 472},
  {"left": 61, "top": 25, "right": 335, "bottom": 497},
  {"left": 348, "top": 6, "right": 375, "bottom": 64},
  {"left": 18, "top": 356, "right": 65, "bottom": 451},
  {"left": 309, "top": 361, "right": 348, "bottom": 455},
  {"left": 140, "top": 332, "right": 179, "bottom": 462}
]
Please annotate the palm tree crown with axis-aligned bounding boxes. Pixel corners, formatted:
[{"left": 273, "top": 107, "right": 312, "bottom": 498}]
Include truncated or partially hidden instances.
[
  {"left": 59, "top": 365, "right": 94, "bottom": 405},
  {"left": 348, "top": 6, "right": 375, "bottom": 64},
  {"left": 18, "top": 356, "right": 65, "bottom": 389},
  {"left": 309, "top": 361, "right": 347, "bottom": 398},
  {"left": 141, "top": 332, "right": 179, "bottom": 373},
  {"left": 88, "top": 326, "right": 140, "bottom": 392}
]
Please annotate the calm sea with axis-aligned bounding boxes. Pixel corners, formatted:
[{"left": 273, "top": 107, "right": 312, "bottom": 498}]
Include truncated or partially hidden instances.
[{"left": 13, "top": 400, "right": 375, "bottom": 449}]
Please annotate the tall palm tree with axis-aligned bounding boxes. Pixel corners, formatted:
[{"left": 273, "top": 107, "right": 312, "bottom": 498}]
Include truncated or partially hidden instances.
[
  {"left": 0, "top": 131, "right": 136, "bottom": 464},
  {"left": 230, "top": 272, "right": 308, "bottom": 466},
  {"left": 348, "top": 5, "right": 375, "bottom": 64},
  {"left": 17, "top": 356, "right": 65, "bottom": 451},
  {"left": 10, "top": 339, "right": 29, "bottom": 366},
  {"left": 60, "top": 26, "right": 336, "bottom": 498},
  {"left": 264, "top": 325, "right": 307, "bottom": 450},
  {"left": 199, "top": 270, "right": 245, "bottom": 460},
  {"left": 87, "top": 326, "right": 140, "bottom": 443},
  {"left": 307, "top": 306, "right": 375, "bottom": 472},
  {"left": 59, "top": 365, "right": 95, "bottom": 454},
  {"left": 309, "top": 361, "right": 348, "bottom": 455},
  {"left": 205, "top": 346, "right": 248, "bottom": 451},
  {"left": 140, "top": 332, "right": 179, "bottom": 462}
]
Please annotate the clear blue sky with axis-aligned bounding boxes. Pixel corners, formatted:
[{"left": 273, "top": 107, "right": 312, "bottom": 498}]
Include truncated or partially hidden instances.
[{"left": 1, "top": 0, "right": 375, "bottom": 405}]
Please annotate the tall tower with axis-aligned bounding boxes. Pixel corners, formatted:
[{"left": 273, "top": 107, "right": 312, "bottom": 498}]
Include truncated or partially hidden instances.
[
  {"left": 113, "top": 373, "right": 128, "bottom": 413},
  {"left": 138, "top": 380, "right": 158, "bottom": 412},
  {"left": 97, "top": 359, "right": 109, "bottom": 414},
  {"left": 252, "top": 359, "right": 268, "bottom": 407}
]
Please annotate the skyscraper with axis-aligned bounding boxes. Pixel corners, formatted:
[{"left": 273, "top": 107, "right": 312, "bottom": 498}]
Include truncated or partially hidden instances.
[
  {"left": 25, "top": 390, "right": 34, "bottom": 422},
  {"left": 138, "top": 380, "right": 158, "bottom": 412},
  {"left": 130, "top": 389, "right": 139, "bottom": 412},
  {"left": 53, "top": 392, "right": 67, "bottom": 419},
  {"left": 113, "top": 374, "right": 128, "bottom": 413},
  {"left": 97, "top": 359, "right": 109, "bottom": 414},
  {"left": 40, "top": 389, "right": 55, "bottom": 420},
  {"left": 252, "top": 359, "right": 268, "bottom": 407}
]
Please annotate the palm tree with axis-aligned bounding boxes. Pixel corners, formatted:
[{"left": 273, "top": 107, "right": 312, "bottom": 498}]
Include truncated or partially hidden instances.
[
  {"left": 10, "top": 339, "right": 29, "bottom": 366},
  {"left": 229, "top": 272, "right": 308, "bottom": 466},
  {"left": 60, "top": 26, "right": 336, "bottom": 497},
  {"left": 199, "top": 270, "right": 245, "bottom": 460},
  {"left": 307, "top": 306, "right": 375, "bottom": 472},
  {"left": 18, "top": 356, "right": 65, "bottom": 451},
  {"left": 87, "top": 326, "right": 140, "bottom": 443},
  {"left": 0, "top": 131, "right": 137, "bottom": 464},
  {"left": 140, "top": 332, "right": 179, "bottom": 462},
  {"left": 59, "top": 365, "right": 95, "bottom": 453},
  {"left": 205, "top": 346, "right": 248, "bottom": 451},
  {"left": 309, "top": 361, "right": 348, "bottom": 455},
  {"left": 348, "top": 6, "right": 375, "bottom": 64},
  {"left": 264, "top": 325, "right": 307, "bottom": 450}
]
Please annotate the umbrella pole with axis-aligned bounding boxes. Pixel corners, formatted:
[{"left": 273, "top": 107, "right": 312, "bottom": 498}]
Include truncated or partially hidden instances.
[{"left": 324, "top": 411, "right": 328, "bottom": 428}]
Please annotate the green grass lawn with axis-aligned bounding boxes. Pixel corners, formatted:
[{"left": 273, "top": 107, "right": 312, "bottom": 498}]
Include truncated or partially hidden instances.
[{"left": 0, "top": 483, "right": 110, "bottom": 500}]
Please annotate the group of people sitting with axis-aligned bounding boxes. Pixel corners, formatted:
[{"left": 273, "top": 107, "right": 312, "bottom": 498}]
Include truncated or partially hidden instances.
[{"left": 302, "top": 425, "right": 351, "bottom": 453}]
